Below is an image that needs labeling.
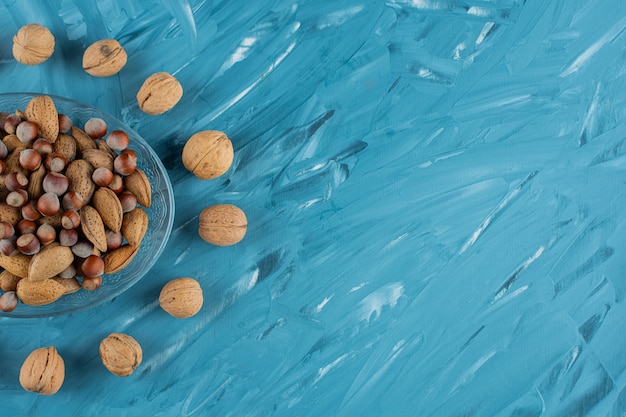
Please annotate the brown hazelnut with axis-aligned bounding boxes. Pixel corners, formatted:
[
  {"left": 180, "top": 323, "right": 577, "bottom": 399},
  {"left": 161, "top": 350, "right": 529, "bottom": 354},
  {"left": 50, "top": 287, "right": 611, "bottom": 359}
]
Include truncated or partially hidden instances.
[
  {"left": 159, "top": 277, "right": 203, "bottom": 318},
  {"left": 82, "top": 39, "right": 127, "bottom": 77},
  {"left": 13, "top": 24, "right": 55, "bottom": 65},
  {"left": 19, "top": 346, "right": 65, "bottom": 395},
  {"left": 99, "top": 333, "right": 142, "bottom": 376},
  {"left": 198, "top": 204, "right": 247, "bottom": 246},
  {"left": 182, "top": 130, "right": 234, "bottom": 180}
]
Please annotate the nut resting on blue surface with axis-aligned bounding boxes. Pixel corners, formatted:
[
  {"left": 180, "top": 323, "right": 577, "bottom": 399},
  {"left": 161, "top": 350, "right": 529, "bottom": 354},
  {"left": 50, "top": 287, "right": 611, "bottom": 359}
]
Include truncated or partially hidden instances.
[
  {"left": 82, "top": 39, "right": 127, "bottom": 77},
  {"left": 12, "top": 24, "right": 55, "bottom": 65},
  {"left": 198, "top": 204, "right": 247, "bottom": 246},
  {"left": 99, "top": 333, "right": 143, "bottom": 377},
  {"left": 159, "top": 277, "right": 203, "bottom": 318},
  {"left": 182, "top": 130, "right": 234, "bottom": 180},
  {"left": 136, "top": 72, "right": 183, "bottom": 115},
  {"left": 19, "top": 346, "right": 65, "bottom": 395}
]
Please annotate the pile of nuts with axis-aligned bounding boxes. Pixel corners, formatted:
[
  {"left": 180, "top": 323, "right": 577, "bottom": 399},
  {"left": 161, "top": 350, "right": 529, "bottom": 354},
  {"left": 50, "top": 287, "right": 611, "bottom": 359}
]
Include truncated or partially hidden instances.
[
  {"left": 5, "top": 22, "right": 251, "bottom": 395},
  {"left": 0, "top": 95, "right": 151, "bottom": 310}
]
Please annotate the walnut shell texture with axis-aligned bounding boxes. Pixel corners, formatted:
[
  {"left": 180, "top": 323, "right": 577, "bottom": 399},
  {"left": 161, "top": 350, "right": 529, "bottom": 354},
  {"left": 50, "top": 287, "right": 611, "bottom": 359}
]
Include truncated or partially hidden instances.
[
  {"left": 159, "top": 277, "right": 203, "bottom": 318},
  {"left": 136, "top": 72, "right": 183, "bottom": 115},
  {"left": 198, "top": 204, "right": 247, "bottom": 246},
  {"left": 99, "top": 333, "right": 143, "bottom": 377},
  {"left": 13, "top": 24, "right": 55, "bottom": 65},
  {"left": 82, "top": 39, "right": 127, "bottom": 77},
  {"left": 19, "top": 346, "right": 65, "bottom": 395},
  {"left": 182, "top": 130, "right": 234, "bottom": 180}
]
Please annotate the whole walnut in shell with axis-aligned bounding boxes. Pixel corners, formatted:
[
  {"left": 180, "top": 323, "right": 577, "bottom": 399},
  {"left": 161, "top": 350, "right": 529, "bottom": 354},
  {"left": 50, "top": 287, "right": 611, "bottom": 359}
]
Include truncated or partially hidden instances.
[
  {"left": 182, "top": 130, "right": 234, "bottom": 180},
  {"left": 13, "top": 24, "right": 55, "bottom": 65},
  {"left": 19, "top": 346, "right": 65, "bottom": 395},
  {"left": 198, "top": 204, "right": 247, "bottom": 246},
  {"left": 99, "top": 333, "right": 143, "bottom": 377},
  {"left": 159, "top": 277, "right": 203, "bottom": 318},
  {"left": 136, "top": 72, "right": 182, "bottom": 115},
  {"left": 83, "top": 39, "right": 127, "bottom": 77}
]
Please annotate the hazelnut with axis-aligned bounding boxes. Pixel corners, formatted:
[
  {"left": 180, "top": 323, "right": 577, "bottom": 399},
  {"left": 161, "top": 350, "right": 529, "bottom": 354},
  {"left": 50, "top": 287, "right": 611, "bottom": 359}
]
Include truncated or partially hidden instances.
[
  {"left": 19, "top": 346, "right": 65, "bottom": 395},
  {"left": 19, "top": 148, "right": 42, "bottom": 171},
  {"left": 13, "top": 24, "right": 55, "bottom": 65},
  {"left": 198, "top": 204, "right": 247, "bottom": 246},
  {"left": 82, "top": 39, "right": 127, "bottom": 77},
  {"left": 81, "top": 255, "right": 104, "bottom": 277},
  {"left": 99, "top": 333, "right": 142, "bottom": 376},
  {"left": 0, "top": 290, "right": 17, "bottom": 312},
  {"left": 16, "top": 233, "right": 40, "bottom": 255},
  {"left": 37, "top": 192, "right": 60, "bottom": 216},
  {"left": 92, "top": 166, "right": 114, "bottom": 187},
  {"left": 159, "top": 277, "right": 203, "bottom": 318},
  {"left": 36, "top": 223, "right": 56, "bottom": 245},
  {"left": 82, "top": 275, "right": 102, "bottom": 291},
  {"left": 58, "top": 113, "right": 72, "bottom": 133},
  {"left": 136, "top": 72, "right": 183, "bottom": 115},
  {"left": 182, "top": 130, "right": 233, "bottom": 180}
]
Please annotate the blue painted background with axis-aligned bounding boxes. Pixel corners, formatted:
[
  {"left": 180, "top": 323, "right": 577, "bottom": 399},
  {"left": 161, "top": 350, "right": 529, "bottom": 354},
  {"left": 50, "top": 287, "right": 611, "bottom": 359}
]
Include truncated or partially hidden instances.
[{"left": 2, "top": 0, "right": 626, "bottom": 415}]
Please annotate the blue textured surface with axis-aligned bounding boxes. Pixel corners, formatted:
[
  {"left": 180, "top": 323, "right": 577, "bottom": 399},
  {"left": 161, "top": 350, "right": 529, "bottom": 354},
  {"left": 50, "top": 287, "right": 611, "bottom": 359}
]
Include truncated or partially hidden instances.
[{"left": 2, "top": 0, "right": 626, "bottom": 415}]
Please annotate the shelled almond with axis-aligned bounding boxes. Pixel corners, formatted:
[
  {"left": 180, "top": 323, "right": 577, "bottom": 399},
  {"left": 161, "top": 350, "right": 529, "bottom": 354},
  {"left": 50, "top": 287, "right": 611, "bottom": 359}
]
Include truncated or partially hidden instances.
[{"left": 0, "top": 95, "right": 152, "bottom": 311}]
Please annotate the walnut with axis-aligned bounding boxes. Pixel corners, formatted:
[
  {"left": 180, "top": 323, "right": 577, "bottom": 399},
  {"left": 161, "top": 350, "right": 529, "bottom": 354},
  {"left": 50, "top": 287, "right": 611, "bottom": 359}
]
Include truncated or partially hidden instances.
[
  {"left": 159, "top": 277, "right": 203, "bottom": 318},
  {"left": 99, "top": 333, "right": 143, "bottom": 377},
  {"left": 136, "top": 72, "right": 183, "bottom": 115},
  {"left": 82, "top": 39, "right": 127, "bottom": 77},
  {"left": 198, "top": 204, "right": 247, "bottom": 246},
  {"left": 182, "top": 130, "right": 234, "bottom": 180},
  {"left": 19, "top": 346, "right": 65, "bottom": 395},
  {"left": 13, "top": 24, "right": 55, "bottom": 65}
]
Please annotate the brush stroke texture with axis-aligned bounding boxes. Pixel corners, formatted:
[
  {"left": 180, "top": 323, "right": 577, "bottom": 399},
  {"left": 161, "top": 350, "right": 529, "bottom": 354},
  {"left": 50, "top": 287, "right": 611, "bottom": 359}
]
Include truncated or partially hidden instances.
[{"left": 2, "top": 0, "right": 626, "bottom": 415}]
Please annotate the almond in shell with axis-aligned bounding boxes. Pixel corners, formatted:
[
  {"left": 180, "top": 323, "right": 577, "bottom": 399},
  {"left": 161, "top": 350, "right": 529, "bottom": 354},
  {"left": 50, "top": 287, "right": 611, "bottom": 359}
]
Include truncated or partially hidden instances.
[
  {"left": 80, "top": 205, "right": 107, "bottom": 252},
  {"left": 51, "top": 277, "right": 81, "bottom": 294},
  {"left": 103, "top": 244, "right": 139, "bottom": 274},
  {"left": 0, "top": 251, "right": 31, "bottom": 278},
  {"left": 27, "top": 164, "right": 46, "bottom": 200},
  {"left": 0, "top": 202, "right": 21, "bottom": 225},
  {"left": 70, "top": 126, "right": 97, "bottom": 153},
  {"left": 81, "top": 148, "right": 114, "bottom": 171},
  {"left": 25, "top": 95, "right": 59, "bottom": 142},
  {"left": 53, "top": 133, "right": 77, "bottom": 163},
  {"left": 123, "top": 168, "right": 151, "bottom": 208},
  {"left": 66, "top": 159, "right": 95, "bottom": 203},
  {"left": 121, "top": 207, "right": 148, "bottom": 247},
  {"left": 16, "top": 278, "right": 65, "bottom": 306},
  {"left": 28, "top": 243, "right": 74, "bottom": 281},
  {"left": 1, "top": 269, "right": 22, "bottom": 291},
  {"left": 92, "top": 187, "right": 123, "bottom": 232}
]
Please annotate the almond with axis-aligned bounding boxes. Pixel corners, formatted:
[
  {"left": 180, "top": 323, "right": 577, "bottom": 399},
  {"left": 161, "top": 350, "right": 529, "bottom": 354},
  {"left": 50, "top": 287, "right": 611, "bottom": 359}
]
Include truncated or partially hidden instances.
[
  {"left": 103, "top": 244, "right": 139, "bottom": 274},
  {"left": 121, "top": 207, "right": 148, "bottom": 247},
  {"left": 92, "top": 187, "right": 123, "bottom": 232},
  {"left": 17, "top": 278, "right": 65, "bottom": 306},
  {"left": 28, "top": 243, "right": 74, "bottom": 281},
  {"left": 123, "top": 168, "right": 151, "bottom": 208},
  {"left": 0, "top": 202, "right": 21, "bottom": 225},
  {"left": 0, "top": 269, "right": 22, "bottom": 291},
  {"left": 25, "top": 95, "right": 59, "bottom": 142},
  {"left": 81, "top": 148, "right": 114, "bottom": 171},
  {"left": 80, "top": 205, "right": 107, "bottom": 252},
  {"left": 51, "top": 277, "right": 81, "bottom": 294},
  {"left": 66, "top": 159, "right": 95, "bottom": 203},
  {"left": 70, "top": 126, "right": 97, "bottom": 153},
  {"left": 3, "top": 134, "right": 25, "bottom": 153},
  {"left": 53, "top": 133, "right": 77, "bottom": 163},
  {"left": 0, "top": 251, "right": 31, "bottom": 278},
  {"left": 27, "top": 164, "right": 46, "bottom": 200}
]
